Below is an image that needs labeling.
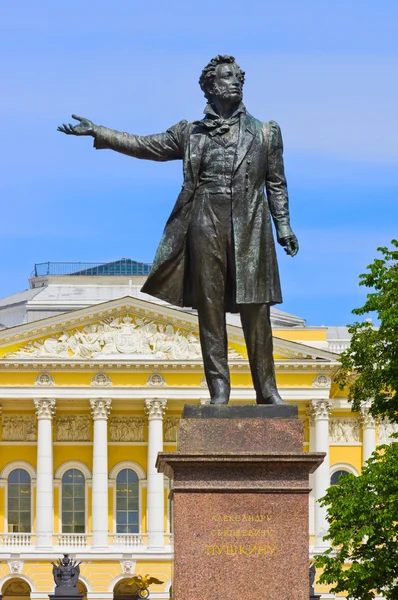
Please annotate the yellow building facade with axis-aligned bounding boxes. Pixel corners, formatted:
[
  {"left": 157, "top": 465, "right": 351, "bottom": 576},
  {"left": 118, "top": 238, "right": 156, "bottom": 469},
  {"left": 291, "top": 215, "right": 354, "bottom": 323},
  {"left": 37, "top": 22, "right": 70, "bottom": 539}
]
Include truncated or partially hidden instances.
[{"left": 0, "top": 267, "right": 392, "bottom": 599}]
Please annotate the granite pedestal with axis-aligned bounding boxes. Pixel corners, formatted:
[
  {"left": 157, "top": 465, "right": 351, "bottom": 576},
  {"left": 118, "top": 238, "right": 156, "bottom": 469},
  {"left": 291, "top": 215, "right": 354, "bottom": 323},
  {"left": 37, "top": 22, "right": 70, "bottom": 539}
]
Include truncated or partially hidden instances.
[
  {"left": 49, "top": 589, "right": 83, "bottom": 600},
  {"left": 157, "top": 405, "right": 324, "bottom": 600}
]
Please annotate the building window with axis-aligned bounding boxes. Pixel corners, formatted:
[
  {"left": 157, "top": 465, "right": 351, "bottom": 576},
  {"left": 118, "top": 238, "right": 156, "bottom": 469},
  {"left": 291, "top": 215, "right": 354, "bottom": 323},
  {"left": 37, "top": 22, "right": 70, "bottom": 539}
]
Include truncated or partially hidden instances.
[
  {"left": 8, "top": 469, "right": 31, "bottom": 532},
  {"left": 330, "top": 469, "right": 350, "bottom": 486},
  {"left": 116, "top": 469, "right": 139, "bottom": 533},
  {"left": 62, "top": 469, "right": 85, "bottom": 533}
]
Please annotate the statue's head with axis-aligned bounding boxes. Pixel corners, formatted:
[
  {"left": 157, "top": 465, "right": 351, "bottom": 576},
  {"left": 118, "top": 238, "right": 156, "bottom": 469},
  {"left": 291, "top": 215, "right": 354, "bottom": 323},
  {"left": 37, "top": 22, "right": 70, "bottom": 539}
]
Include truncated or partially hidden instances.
[{"left": 199, "top": 55, "right": 245, "bottom": 103}]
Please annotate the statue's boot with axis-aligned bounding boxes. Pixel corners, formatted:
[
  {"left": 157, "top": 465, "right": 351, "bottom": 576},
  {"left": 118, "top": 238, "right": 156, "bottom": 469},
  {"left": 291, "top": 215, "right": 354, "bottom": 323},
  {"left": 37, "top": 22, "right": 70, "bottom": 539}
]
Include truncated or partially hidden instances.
[
  {"left": 257, "top": 391, "right": 287, "bottom": 405},
  {"left": 209, "top": 378, "right": 230, "bottom": 405}
]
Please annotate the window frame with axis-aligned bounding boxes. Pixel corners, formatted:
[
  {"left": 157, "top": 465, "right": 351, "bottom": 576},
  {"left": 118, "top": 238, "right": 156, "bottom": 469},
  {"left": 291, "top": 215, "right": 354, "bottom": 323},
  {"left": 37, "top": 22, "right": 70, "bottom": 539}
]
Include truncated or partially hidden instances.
[
  {"left": 54, "top": 461, "right": 91, "bottom": 535},
  {"left": 330, "top": 462, "right": 359, "bottom": 486},
  {"left": 61, "top": 468, "right": 86, "bottom": 534},
  {"left": 109, "top": 462, "right": 146, "bottom": 535},
  {"left": 0, "top": 462, "right": 36, "bottom": 534}
]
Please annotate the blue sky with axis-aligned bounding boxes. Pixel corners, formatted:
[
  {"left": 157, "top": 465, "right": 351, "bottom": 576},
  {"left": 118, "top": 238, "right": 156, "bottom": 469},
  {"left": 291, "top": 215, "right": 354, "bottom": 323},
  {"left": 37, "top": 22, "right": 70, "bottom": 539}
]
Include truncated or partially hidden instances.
[{"left": 1, "top": 0, "right": 397, "bottom": 326}]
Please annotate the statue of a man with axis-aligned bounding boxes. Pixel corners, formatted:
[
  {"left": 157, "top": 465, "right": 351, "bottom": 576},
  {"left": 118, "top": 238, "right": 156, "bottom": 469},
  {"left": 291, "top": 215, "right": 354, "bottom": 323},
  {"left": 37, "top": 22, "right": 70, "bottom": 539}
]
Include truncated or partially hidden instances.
[{"left": 58, "top": 54, "right": 298, "bottom": 405}]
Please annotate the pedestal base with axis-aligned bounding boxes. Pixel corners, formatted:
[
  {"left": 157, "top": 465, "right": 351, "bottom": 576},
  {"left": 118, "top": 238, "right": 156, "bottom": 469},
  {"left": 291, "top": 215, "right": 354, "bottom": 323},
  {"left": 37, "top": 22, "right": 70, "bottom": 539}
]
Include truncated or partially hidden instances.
[
  {"left": 157, "top": 405, "right": 324, "bottom": 600},
  {"left": 49, "top": 595, "right": 84, "bottom": 600}
]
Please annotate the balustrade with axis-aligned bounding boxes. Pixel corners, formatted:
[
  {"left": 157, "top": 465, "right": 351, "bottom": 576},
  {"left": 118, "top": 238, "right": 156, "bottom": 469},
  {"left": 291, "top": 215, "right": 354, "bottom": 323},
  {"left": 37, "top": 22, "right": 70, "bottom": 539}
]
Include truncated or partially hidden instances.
[
  {"left": 113, "top": 533, "right": 143, "bottom": 548},
  {"left": 57, "top": 533, "right": 88, "bottom": 548},
  {"left": 0, "top": 533, "right": 33, "bottom": 547}
]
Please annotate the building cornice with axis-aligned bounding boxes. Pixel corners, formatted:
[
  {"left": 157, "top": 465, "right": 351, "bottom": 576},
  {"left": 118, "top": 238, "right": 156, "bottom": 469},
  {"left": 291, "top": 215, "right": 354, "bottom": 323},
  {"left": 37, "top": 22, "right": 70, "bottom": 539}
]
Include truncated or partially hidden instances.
[
  {"left": 0, "top": 385, "right": 332, "bottom": 401},
  {"left": 0, "top": 358, "right": 339, "bottom": 372}
]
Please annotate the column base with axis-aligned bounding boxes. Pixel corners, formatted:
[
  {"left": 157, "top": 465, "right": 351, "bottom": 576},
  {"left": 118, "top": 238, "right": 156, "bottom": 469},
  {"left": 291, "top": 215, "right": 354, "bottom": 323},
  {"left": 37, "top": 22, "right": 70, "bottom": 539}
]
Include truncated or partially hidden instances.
[{"left": 147, "top": 533, "right": 167, "bottom": 550}]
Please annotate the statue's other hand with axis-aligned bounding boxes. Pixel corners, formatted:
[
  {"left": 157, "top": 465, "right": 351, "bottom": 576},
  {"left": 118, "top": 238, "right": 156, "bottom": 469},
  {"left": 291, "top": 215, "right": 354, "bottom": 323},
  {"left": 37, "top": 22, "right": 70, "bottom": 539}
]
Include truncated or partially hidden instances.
[
  {"left": 279, "top": 234, "right": 299, "bottom": 257},
  {"left": 57, "top": 114, "right": 96, "bottom": 136}
]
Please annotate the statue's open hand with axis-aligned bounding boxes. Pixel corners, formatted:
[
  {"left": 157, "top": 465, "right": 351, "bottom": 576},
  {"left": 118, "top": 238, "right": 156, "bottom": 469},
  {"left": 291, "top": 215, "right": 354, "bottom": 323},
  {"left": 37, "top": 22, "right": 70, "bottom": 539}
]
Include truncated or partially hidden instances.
[
  {"left": 279, "top": 235, "right": 299, "bottom": 257},
  {"left": 57, "top": 114, "right": 96, "bottom": 136}
]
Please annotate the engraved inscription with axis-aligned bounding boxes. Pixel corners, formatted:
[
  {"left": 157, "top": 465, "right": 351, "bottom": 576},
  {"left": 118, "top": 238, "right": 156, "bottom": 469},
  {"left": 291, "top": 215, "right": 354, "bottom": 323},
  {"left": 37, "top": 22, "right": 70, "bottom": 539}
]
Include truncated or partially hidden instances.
[
  {"left": 210, "top": 529, "right": 273, "bottom": 537},
  {"left": 204, "top": 515, "right": 276, "bottom": 557},
  {"left": 205, "top": 544, "right": 275, "bottom": 556},
  {"left": 211, "top": 514, "right": 272, "bottom": 522}
]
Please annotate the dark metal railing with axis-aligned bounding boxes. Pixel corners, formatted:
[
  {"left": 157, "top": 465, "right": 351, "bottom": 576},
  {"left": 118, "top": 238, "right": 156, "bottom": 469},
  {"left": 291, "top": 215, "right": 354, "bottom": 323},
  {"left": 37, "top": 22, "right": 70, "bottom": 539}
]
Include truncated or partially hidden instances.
[{"left": 31, "top": 260, "right": 153, "bottom": 278}]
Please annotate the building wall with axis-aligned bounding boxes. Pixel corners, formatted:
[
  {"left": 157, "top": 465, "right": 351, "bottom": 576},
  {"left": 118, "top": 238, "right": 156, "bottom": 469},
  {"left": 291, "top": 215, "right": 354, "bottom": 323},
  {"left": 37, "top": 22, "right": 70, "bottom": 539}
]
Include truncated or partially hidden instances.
[{"left": 0, "top": 305, "right": 383, "bottom": 600}]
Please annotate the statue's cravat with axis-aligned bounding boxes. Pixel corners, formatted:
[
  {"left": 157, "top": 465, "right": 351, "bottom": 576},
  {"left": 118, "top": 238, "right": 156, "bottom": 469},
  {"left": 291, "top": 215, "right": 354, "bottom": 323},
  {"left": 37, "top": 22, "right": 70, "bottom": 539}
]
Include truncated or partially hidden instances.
[
  {"left": 193, "top": 102, "right": 246, "bottom": 137},
  {"left": 193, "top": 115, "right": 240, "bottom": 137}
]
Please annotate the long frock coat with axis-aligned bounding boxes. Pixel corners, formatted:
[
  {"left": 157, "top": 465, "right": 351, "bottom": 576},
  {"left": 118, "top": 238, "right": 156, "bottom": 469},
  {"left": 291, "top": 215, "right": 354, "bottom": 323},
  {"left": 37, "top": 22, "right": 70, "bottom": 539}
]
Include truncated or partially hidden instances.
[{"left": 94, "top": 110, "right": 293, "bottom": 312}]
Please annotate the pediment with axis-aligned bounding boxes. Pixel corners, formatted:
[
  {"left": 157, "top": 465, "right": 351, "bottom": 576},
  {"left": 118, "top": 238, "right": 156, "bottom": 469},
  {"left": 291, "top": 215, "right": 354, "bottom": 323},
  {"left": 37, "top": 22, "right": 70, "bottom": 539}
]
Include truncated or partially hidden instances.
[{"left": 0, "top": 296, "right": 337, "bottom": 364}]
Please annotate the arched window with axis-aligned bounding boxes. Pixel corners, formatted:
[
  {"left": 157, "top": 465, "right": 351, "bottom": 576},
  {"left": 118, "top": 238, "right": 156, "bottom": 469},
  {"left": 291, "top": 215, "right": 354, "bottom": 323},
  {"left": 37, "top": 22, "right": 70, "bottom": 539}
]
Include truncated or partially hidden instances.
[
  {"left": 62, "top": 469, "right": 85, "bottom": 533},
  {"left": 330, "top": 469, "right": 350, "bottom": 486},
  {"left": 7, "top": 469, "right": 31, "bottom": 532},
  {"left": 116, "top": 469, "right": 139, "bottom": 533}
]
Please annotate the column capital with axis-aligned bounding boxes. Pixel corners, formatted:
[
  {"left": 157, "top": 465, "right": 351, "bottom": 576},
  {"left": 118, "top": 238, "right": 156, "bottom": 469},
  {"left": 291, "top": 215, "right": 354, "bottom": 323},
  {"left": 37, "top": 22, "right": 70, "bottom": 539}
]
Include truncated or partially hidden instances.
[
  {"left": 360, "top": 406, "right": 376, "bottom": 428},
  {"left": 306, "top": 406, "right": 315, "bottom": 427},
  {"left": 310, "top": 399, "right": 332, "bottom": 420},
  {"left": 90, "top": 398, "right": 112, "bottom": 420},
  {"left": 145, "top": 398, "right": 167, "bottom": 420},
  {"left": 34, "top": 398, "right": 56, "bottom": 420}
]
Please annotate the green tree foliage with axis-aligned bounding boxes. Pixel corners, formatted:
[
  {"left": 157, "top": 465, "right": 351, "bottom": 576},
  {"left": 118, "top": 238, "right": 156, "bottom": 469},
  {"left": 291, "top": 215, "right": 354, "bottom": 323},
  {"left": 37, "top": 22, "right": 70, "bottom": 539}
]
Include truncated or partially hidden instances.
[
  {"left": 315, "top": 442, "right": 398, "bottom": 599},
  {"left": 336, "top": 239, "right": 398, "bottom": 422},
  {"left": 315, "top": 240, "right": 398, "bottom": 598}
]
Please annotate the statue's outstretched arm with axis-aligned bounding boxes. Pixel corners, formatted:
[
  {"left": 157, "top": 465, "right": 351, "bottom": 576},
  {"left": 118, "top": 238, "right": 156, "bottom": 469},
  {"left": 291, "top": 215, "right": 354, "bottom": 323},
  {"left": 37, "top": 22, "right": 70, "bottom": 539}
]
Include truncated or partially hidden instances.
[
  {"left": 58, "top": 115, "right": 96, "bottom": 137},
  {"left": 58, "top": 115, "right": 187, "bottom": 162}
]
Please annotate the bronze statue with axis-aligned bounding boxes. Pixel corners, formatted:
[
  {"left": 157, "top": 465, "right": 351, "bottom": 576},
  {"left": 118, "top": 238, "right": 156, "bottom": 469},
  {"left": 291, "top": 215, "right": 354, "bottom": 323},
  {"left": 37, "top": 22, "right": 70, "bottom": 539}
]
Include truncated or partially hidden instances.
[
  {"left": 58, "top": 55, "right": 298, "bottom": 405},
  {"left": 51, "top": 554, "right": 81, "bottom": 596},
  {"left": 127, "top": 574, "right": 164, "bottom": 599},
  {"left": 309, "top": 564, "right": 320, "bottom": 599}
]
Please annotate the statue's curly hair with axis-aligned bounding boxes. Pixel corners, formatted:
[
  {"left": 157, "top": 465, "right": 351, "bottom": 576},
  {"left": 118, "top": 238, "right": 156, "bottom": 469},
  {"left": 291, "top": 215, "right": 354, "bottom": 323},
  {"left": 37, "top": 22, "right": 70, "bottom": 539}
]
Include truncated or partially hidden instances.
[{"left": 199, "top": 55, "right": 245, "bottom": 100}]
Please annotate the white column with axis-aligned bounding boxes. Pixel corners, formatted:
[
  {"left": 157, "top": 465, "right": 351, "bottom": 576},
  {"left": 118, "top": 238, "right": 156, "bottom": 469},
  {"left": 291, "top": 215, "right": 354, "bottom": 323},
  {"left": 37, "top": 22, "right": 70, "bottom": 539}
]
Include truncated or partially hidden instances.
[
  {"left": 90, "top": 398, "right": 111, "bottom": 549},
  {"left": 361, "top": 407, "right": 376, "bottom": 463},
  {"left": 34, "top": 398, "right": 56, "bottom": 549},
  {"left": 145, "top": 398, "right": 167, "bottom": 549},
  {"left": 311, "top": 399, "right": 331, "bottom": 550},
  {"left": 307, "top": 408, "right": 316, "bottom": 538}
]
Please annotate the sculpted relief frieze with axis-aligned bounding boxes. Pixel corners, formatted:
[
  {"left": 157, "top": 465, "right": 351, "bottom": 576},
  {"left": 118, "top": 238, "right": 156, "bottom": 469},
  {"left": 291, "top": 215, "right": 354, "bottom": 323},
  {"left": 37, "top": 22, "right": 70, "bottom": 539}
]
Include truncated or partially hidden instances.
[
  {"left": 110, "top": 416, "right": 146, "bottom": 442},
  {"left": 164, "top": 416, "right": 179, "bottom": 442},
  {"left": 5, "top": 316, "right": 206, "bottom": 360},
  {"left": 2, "top": 416, "right": 36, "bottom": 441},
  {"left": 56, "top": 415, "right": 91, "bottom": 441},
  {"left": 329, "top": 418, "right": 360, "bottom": 443},
  {"left": 378, "top": 419, "right": 398, "bottom": 445}
]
